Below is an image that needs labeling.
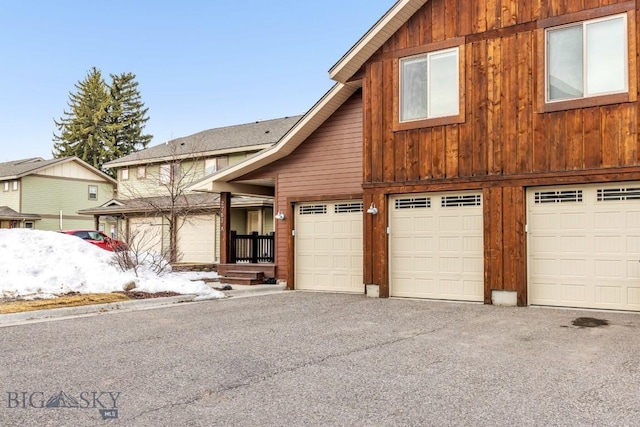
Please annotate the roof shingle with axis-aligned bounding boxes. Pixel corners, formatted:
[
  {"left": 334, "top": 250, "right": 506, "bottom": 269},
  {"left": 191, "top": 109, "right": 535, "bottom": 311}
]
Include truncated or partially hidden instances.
[{"left": 103, "top": 115, "right": 303, "bottom": 168}]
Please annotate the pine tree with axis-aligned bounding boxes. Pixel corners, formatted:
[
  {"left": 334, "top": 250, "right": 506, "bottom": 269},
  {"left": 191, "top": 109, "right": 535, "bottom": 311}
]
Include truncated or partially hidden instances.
[
  {"left": 108, "top": 72, "right": 152, "bottom": 158},
  {"left": 53, "top": 67, "right": 113, "bottom": 170},
  {"left": 52, "top": 68, "right": 152, "bottom": 174}
]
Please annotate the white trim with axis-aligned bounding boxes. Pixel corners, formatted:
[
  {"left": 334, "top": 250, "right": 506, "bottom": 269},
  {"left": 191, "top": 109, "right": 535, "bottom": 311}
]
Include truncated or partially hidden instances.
[
  {"left": 329, "top": 0, "right": 429, "bottom": 83},
  {"left": 103, "top": 145, "right": 272, "bottom": 169},
  {"left": 188, "top": 82, "right": 360, "bottom": 192}
]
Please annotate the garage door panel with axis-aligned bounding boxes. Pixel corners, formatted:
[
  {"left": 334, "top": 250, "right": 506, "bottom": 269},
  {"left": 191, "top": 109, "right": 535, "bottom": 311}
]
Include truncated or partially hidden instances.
[
  {"left": 295, "top": 200, "right": 363, "bottom": 293},
  {"left": 528, "top": 183, "right": 640, "bottom": 311},
  {"left": 592, "top": 236, "right": 626, "bottom": 254},
  {"left": 390, "top": 191, "right": 484, "bottom": 302},
  {"left": 628, "top": 288, "right": 640, "bottom": 305},
  {"left": 177, "top": 215, "right": 216, "bottom": 263},
  {"left": 596, "top": 286, "right": 622, "bottom": 304}
]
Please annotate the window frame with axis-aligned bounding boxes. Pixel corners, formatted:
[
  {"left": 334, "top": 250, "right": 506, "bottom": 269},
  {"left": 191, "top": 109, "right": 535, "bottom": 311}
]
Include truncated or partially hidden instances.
[
  {"left": 537, "top": 5, "right": 637, "bottom": 113},
  {"left": 393, "top": 37, "right": 466, "bottom": 132},
  {"left": 120, "top": 168, "right": 129, "bottom": 181},
  {"left": 3, "top": 182, "right": 8, "bottom": 192},
  {"left": 88, "top": 185, "right": 98, "bottom": 201},
  {"left": 12, "top": 180, "right": 19, "bottom": 191},
  {"left": 137, "top": 165, "right": 146, "bottom": 179}
]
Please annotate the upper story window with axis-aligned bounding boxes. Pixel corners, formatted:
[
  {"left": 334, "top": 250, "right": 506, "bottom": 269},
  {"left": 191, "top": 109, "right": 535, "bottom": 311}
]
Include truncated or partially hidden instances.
[
  {"left": 12, "top": 180, "right": 19, "bottom": 191},
  {"left": 547, "top": 14, "right": 628, "bottom": 103},
  {"left": 205, "top": 157, "right": 229, "bottom": 175},
  {"left": 393, "top": 38, "right": 465, "bottom": 131},
  {"left": 120, "top": 168, "right": 129, "bottom": 181},
  {"left": 538, "top": 5, "right": 636, "bottom": 113},
  {"left": 137, "top": 166, "right": 146, "bottom": 179},
  {"left": 159, "top": 164, "right": 170, "bottom": 184},
  {"left": 88, "top": 185, "right": 98, "bottom": 200},
  {"left": 159, "top": 163, "right": 180, "bottom": 185},
  {"left": 400, "top": 47, "right": 459, "bottom": 122},
  {"left": 3, "top": 182, "right": 8, "bottom": 192}
]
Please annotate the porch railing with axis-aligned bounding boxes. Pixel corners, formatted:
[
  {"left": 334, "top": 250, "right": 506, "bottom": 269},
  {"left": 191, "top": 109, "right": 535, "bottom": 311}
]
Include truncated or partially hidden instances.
[{"left": 230, "top": 231, "right": 275, "bottom": 263}]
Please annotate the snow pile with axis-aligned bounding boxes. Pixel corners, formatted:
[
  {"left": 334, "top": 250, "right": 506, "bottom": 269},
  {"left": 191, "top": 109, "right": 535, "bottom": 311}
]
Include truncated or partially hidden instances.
[{"left": 0, "top": 229, "right": 224, "bottom": 300}]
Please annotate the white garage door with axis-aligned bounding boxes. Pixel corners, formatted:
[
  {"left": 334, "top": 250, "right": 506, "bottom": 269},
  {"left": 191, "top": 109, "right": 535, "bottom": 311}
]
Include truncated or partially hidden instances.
[
  {"left": 528, "top": 183, "right": 640, "bottom": 311},
  {"left": 389, "top": 192, "right": 484, "bottom": 301},
  {"left": 129, "top": 217, "right": 164, "bottom": 255},
  {"left": 177, "top": 215, "right": 218, "bottom": 263},
  {"left": 295, "top": 200, "right": 363, "bottom": 293}
]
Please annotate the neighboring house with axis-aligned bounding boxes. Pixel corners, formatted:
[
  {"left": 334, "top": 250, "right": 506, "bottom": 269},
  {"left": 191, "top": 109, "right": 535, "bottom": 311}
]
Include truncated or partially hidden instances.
[
  {"left": 0, "top": 157, "right": 116, "bottom": 231},
  {"left": 192, "top": 0, "right": 640, "bottom": 313},
  {"left": 189, "top": 84, "right": 364, "bottom": 288},
  {"left": 82, "top": 116, "right": 301, "bottom": 264}
]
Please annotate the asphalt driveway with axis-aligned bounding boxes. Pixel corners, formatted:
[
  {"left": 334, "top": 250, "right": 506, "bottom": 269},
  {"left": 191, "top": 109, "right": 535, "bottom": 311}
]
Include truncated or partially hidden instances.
[{"left": 1, "top": 292, "right": 639, "bottom": 426}]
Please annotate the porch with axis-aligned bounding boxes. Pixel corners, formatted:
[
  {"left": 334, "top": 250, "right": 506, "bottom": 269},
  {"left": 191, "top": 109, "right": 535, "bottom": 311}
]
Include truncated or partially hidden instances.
[{"left": 217, "top": 229, "right": 276, "bottom": 285}]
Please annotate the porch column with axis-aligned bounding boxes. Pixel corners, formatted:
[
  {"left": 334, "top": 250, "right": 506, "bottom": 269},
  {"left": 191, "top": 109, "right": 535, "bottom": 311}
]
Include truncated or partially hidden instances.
[
  {"left": 94, "top": 215, "right": 100, "bottom": 230},
  {"left": 219, "top": 192, "right": 232, "bottom": 264}
]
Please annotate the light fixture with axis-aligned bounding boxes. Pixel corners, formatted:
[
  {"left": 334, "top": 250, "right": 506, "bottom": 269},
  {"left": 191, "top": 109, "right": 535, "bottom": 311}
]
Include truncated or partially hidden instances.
[
  {"left": 274, "top": 211, "right": 286, "bottom": 220},
  {"left": 366, "top": 202, "right": 378, "bottom": 215}
]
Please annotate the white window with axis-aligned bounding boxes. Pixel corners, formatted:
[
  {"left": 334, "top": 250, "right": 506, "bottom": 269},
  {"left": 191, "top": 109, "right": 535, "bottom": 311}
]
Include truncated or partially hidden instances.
[
  {"left": 204, "top": 157, "right": 228, "bottom": 175},
  {"left": 137, "top": 166, "right": 146, "bottom": 179},
  {"left": 400, "top": 47, "right": 459, "bottom": 122},
  {"left": 12, "top": 180, "right": 19, "bottom": 191},
  {"left": 159, "top": 164, "right": 170, "bottom": 184},
  {"left": 88, "top": 185, "right": 98, "bottom": 200},
  {"left": 205, "top": 158, "right": 218, "bottom": 175},
  {"left": 121, "top": 168, "right": 129, "bottom": 181},
  {"left": 3, "top": 182, "right": 8, "bottom": 192},
  {"left": 546, "top": 14, "right": 627, "bottom": 102}
]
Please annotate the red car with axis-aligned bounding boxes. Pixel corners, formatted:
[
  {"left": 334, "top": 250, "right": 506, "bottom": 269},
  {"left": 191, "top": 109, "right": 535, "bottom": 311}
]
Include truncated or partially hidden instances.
[{"left": 60, "top": 230, "right": 127, "bottom": 252}]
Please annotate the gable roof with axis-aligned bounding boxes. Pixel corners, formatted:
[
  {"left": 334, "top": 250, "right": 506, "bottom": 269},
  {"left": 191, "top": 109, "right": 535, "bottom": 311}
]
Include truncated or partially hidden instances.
[
  {"left": 189, "top": 1, "right": 426, "bottom": 193},
  {"left": 0, "top": 206, "right": 41, "bottom": 221},
  {"left": 77, "top": 194, "right": 272, "bottom": 216},
  {"left": 188, "top": 82, "right": 360, "bottom": 193},
  {"left": 103, "top": 115, "right": 303, "bottom": 169},
  {"left": 329, "top": 0, "right": 429, "bottom": 83},
  {"left": 0, "top": 157, "right": 116, "bottom": 184}
]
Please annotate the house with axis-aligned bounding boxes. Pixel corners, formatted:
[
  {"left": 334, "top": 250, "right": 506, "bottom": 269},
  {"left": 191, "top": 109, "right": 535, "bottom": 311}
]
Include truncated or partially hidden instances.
[
  {"left": 192, "top": 0, "right": 640, "bottom": 312},
  {"left": 189, "top": 84, "right": 364, "bottom": 286},
  {"left": 82, "top": 116, "right": 302, "bottom": 265},
  {"left": 0, "top": 157, "right": 116, "bottom": 231}
]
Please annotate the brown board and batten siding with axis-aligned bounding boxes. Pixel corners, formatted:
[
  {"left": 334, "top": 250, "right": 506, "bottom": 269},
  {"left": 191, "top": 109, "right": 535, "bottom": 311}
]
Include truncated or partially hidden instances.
[
  {"left": 234, "top": 91, "right": 364, "bottom": 284},
  {"left": 362, "top": 0, "right": 640, "bottom": 303}
]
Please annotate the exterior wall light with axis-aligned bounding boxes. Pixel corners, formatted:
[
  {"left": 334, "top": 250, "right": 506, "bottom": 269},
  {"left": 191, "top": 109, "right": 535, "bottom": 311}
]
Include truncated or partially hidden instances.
[
  {"left": 275, "top": 211, "right": 286, "bottom": 220},
  {"left": 366, "top": 202, "right": 378, "bottom": 215}
]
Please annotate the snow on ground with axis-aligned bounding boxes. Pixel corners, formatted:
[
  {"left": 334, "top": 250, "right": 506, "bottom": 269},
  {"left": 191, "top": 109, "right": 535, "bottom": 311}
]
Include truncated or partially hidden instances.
[{"left": 0, "top": 229, "right": 224, "bottom": 301}]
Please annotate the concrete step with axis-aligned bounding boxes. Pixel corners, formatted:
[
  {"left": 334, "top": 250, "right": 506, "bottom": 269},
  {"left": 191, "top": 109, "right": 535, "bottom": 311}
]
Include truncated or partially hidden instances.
[
  {"left": 225, "top": 271, "right": 264, "bottom": 280},
  {"left": 220, "top": 277, "right": 264, "bottom": 286}
]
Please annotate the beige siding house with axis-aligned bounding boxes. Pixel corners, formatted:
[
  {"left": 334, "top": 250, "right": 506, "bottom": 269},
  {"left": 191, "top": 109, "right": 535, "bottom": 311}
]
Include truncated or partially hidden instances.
[
  {"left": 0, "top": 157, "right": 116, "bottom": 231},
  {"left": 83, "top": 116, "right": 302, "bottom": 265}
]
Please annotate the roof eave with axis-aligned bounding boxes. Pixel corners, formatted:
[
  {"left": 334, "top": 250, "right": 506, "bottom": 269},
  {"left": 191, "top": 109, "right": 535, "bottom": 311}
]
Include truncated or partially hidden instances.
[
  {"left": 103, "top": 144, "right": 273, "bottom": 169},
  {"left": 329, "top": 0, "right": 429, "bottom": 84},
  {"left": 188, "top": 81, "right": 361, "bottom": 192}
]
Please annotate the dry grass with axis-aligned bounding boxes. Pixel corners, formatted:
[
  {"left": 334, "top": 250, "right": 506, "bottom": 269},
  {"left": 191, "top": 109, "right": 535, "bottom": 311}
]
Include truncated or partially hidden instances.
[{"left": 0, "top": 293, "right": 131, "bottom": 314}]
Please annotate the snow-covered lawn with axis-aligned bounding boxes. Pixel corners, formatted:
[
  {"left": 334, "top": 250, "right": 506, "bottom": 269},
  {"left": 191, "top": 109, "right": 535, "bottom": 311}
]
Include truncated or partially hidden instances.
[{"left": 0, "top": 229, "right": 224, "bottom": 301}]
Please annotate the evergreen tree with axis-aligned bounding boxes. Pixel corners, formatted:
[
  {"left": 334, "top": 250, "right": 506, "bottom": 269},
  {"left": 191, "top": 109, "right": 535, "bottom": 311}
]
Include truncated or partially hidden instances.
[
  {"left": 108, "top": 72, "right": 152, "bottom": 158},
  {"left": 52, "top": 68, "right": 152, "bottom": 174},
  {"left": 53, "top": 67, "right": 113, "bottom": 170}
]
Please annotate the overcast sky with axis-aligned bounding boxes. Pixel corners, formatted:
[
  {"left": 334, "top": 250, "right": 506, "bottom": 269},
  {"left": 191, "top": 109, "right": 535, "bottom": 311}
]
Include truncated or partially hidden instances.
[{"left": 0, "top": 1, "right": 393, "bottom": 162}]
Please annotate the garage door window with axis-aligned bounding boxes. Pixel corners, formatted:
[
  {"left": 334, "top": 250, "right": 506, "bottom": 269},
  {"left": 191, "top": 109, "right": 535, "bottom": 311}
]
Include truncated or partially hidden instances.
[
  {"left": 534, "top": 190, "right": 583, "bottom": 204},
  {"left": 441, "top": 194, "right": 481, "bottom": 207},
  {"left": 299, "top": 205, "right": 327, "bottom": 215},
  {"left": 597, "top": 187, "right": 640, "bottom": 201},
  {"left": 335, "top": 202, "right": 363, "bottom": 213},
  {"left": 395, "top": 197, "right": 431, "bottom": 209}
]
